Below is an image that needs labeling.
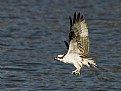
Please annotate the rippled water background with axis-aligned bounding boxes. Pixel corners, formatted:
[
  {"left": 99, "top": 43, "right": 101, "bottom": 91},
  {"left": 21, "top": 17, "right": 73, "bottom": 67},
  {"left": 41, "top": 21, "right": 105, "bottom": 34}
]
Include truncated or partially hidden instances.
[{"left": 0, "top": 0, "right": 121, "bottom": 91}]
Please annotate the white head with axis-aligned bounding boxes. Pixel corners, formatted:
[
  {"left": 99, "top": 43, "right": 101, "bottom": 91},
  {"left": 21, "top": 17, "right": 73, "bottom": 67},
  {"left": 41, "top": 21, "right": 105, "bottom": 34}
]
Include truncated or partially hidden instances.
[{"left": 54, "top": 54, "right": 64, "bottom": 61}]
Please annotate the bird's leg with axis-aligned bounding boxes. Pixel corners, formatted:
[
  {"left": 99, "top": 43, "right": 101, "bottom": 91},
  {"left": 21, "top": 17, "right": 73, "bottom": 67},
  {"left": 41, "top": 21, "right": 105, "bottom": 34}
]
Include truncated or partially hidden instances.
[
  {"left": 72, "top": 64, "right": 81, "bottom": 75},
  {"left": 72, "top": 69, "right": 80, "bottom": 75}
]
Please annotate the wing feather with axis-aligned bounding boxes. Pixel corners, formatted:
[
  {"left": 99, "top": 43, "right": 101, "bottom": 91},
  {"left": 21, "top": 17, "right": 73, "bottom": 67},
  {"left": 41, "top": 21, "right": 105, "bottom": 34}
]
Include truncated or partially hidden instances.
[
  {"left": 64, "top": 41, "right": 69, "bottom": 49},
  {"left": 68, "top": 12, "right": 89, "bottom": 57}
]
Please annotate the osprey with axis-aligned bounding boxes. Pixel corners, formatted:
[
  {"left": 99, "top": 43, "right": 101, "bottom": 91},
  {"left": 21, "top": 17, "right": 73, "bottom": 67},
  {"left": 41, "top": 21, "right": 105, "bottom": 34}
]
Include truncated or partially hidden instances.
[{"left": 55, "top": 12, "right": 97, "bottom": 75}]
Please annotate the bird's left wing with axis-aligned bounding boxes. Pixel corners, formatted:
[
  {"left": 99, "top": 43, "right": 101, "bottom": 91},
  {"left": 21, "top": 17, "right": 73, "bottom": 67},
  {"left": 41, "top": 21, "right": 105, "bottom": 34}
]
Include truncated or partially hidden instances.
[{"left": 68, "top": 12, "right": 89, "bottom": 57}]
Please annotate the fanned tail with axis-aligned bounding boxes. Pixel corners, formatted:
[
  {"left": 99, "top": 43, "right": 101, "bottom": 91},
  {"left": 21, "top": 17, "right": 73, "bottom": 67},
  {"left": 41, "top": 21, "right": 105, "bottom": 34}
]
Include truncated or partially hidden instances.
[{"left": 82, "top": 58, "right": 97, "bottom": 68}]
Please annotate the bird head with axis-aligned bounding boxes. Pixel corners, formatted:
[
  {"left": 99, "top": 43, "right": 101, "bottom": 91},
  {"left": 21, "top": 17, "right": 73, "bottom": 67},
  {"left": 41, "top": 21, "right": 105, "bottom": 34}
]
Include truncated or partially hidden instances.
[{"left": 54, "top": 54, "right": 64, "bottom": 61}]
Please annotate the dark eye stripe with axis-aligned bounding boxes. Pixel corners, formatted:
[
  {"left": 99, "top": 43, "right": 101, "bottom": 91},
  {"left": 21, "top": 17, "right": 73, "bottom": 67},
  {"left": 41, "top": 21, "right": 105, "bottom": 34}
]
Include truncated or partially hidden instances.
[{"left": 58, "top": 57, "right": 63, "bottom": 59}]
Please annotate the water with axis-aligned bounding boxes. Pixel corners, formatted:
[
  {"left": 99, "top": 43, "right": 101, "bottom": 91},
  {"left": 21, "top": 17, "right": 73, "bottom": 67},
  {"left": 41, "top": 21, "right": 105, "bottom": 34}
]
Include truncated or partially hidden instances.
[{"left": 0, "top": 0, "right": 121, "bottom": 91}]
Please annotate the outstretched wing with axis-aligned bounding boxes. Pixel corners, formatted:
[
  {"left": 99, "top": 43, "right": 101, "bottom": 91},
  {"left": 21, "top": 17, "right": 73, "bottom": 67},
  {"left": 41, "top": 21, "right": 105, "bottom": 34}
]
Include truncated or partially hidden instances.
[
  {"left": 68, "top": 12, "right": 89, "bottom": 57},
  {"left": 64, "top": 41, "right": 69, "bottom": 49}
]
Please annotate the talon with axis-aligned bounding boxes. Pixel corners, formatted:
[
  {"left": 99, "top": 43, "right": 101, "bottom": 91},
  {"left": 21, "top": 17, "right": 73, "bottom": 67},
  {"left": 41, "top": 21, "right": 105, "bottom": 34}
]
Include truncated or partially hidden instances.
[
  {"left": 72, "top": 71, "right": 76, "bottom": 75},
  {"left": 72, "top": 71, "right": 80, "bottom": 75}
]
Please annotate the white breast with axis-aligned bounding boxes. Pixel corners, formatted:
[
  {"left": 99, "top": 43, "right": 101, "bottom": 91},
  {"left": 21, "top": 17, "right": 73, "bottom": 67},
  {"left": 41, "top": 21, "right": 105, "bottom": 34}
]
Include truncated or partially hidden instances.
[{"left": 63, "top": 53, "right": 81, "bottom": 64}]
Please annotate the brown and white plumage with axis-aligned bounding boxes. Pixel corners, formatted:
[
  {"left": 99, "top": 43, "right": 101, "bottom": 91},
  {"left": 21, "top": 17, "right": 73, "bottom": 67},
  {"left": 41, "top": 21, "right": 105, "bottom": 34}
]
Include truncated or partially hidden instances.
[
  {"left": 68, "top": 12, "right": 89, "bottom": 57},
  {"left": 55, "top": 12, "right": 96, "bottom": 75}
]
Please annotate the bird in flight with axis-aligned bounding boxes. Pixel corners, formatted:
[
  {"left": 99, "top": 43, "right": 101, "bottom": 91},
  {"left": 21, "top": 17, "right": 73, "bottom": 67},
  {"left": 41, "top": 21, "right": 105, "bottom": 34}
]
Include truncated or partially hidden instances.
[{"left": 54, "top": 12, "right": 97, "bottom": 75}]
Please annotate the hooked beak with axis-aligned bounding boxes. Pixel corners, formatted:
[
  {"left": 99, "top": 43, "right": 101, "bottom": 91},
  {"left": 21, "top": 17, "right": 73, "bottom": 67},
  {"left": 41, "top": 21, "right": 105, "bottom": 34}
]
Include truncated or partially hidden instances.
[{"left": 54, "top": 56, "right": 58, "bottom": 60}]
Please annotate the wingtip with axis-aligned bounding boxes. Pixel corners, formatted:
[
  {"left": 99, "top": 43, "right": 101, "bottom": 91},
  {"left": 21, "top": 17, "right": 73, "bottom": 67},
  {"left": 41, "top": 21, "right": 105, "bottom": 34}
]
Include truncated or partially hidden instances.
[
  {"left": 69, "top": 12, "right": 84, "bottom": 28},
  {"left": 64, "top": 41, "right": 69, "bottom": 49},
  {"left": 69, "top": 16, "right": 72, "bottom": 29},
  {"left": 77, "top": 12, "right": 80, "bottom": 21},
  {"left": 74, "top": 12, "right": 76, "bottom": 16},
  {"left": 74, "top": 12, "right": 84, "bottom": 22},
  {"left": 73, "top": 12, "right": 76, "bottom": 24},
  {"left": 69, "top": 16, "right": 71, "bottom": 19},
  {"left": 81, "top": 15, "right": 84, "bottom": 19}
]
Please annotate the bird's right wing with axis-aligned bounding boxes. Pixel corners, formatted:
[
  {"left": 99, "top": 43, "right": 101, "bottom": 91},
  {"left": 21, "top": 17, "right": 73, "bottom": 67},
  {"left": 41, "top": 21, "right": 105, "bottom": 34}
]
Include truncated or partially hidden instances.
[{"left": 64, "top": 41, "right": 69, "bottom": 49}]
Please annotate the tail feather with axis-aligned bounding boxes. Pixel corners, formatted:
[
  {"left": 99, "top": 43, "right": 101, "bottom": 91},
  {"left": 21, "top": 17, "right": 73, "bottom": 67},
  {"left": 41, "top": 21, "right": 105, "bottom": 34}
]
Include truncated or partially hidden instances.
[{"left": 82, "top": 58, "right": 97, "bottom": 68}]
